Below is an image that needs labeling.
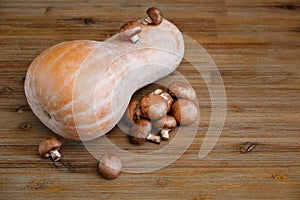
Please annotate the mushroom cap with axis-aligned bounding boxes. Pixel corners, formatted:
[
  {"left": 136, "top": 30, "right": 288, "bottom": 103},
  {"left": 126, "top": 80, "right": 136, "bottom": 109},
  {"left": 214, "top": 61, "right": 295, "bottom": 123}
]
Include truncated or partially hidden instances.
[
  {"left": 38, "top": 136, "right": 62, "bottom": 157},
  {"left": 172, "top": 98, "right": 198, "bottom": 125},
  {"left": 129, "top": 119, "right": 152, "bottom": 145},
  {"left": 123, "top": 100, "right": 141, "bottom": 125},
  {"left": 146, "top": 7, "right": 163, "bottom": 25},
  {"left": 99, "top": 153, "right": 122, "bottom": 179},
  {"left": 153, "top": 89, "right": 174, "bottom": 113},
  {"left": 168, "top": 81, "right": 197, "bottom": 101},
  {"left": 119, "top": 21, "right": 142, "bottom": 40},
  {"left": 140, "top": 93, "right": 168, "bottom": 120},
  {"left": 154, "top": 115, "right": 177, "bottom": 130}
]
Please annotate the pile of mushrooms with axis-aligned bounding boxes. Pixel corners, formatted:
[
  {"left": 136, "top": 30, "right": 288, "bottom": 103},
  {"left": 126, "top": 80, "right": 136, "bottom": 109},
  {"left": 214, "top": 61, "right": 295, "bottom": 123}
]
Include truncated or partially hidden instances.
[{"left": 124, "top": 81, "right": 198, "bottom": 143}]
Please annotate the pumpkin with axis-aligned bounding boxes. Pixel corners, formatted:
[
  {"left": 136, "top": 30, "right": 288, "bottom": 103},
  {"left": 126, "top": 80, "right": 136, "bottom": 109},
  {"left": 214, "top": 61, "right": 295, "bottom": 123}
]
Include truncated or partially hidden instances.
[{"left": 24, "top": 19, "right": 184, "bottom": 141}]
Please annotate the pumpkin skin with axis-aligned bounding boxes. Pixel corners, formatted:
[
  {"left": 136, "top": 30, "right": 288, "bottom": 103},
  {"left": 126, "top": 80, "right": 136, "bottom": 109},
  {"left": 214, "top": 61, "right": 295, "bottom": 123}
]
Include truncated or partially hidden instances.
[{"left": 25, "top": 19, "right": 184, "bottom": 141}]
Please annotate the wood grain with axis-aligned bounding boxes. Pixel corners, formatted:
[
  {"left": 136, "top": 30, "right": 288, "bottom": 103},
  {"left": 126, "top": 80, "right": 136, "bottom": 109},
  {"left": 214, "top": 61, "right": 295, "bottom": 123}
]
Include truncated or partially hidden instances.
[{"left": 1, "top": 0, "right": 300, "bottom": 199}]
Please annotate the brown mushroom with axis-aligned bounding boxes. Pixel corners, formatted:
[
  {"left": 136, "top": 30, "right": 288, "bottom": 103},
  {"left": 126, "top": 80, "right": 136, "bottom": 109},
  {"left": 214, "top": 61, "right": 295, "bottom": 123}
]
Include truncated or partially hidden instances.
[
  {"left": 38, "top": 136, "right": 62, "bottom": 161},
  {"left": 172, "top": 98, "right": 198, "bottom": 125},
  {"left": 119, "top": 21, "right": 142, "bottom": 43},
  {"left": 154, "top": 115, "right": 177, "bottom": 140},
  {"left": 142, "top": 7, "right": 163, "bottom": 25},
  {"left": 123, "top": 100, "right": 142, "bottom": 125},
  {"left": 98, "top": 153, "right": 122, "bottom": 179},
  {"left": 168, "top": 81, "right": 197, "bottom": 101},
  {"left": 129, "top": 119, "right": 161, "bottom": 144},
  {"left": 152, "top": 89, "right": 174, "bottom": 113},
  {"left": 140, "top": 93, "right": 168, "bottom": 120}
]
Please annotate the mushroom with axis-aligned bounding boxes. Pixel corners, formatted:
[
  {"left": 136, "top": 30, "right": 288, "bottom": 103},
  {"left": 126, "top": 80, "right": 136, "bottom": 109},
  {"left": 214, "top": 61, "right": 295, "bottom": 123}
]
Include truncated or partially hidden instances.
[
  {"left": 168, "top": 81, "right": 197, "bottom": 101},
  {"left": 172, "top": 98, "right": 198, "bottom": 125},
  {"left": 123, "top": 100, "right": 142, "bottom": 125},
  {"left": 152, "top": 89, "right": 174, "bottom": 113},
  {"left": 38, "top": 136, "right": 62, "bottom": 161},
  {"left": 142, "top": 7, "right": 163, "bottom": 25},
  {"left": 140, "top": 93, "right": 168, "bottom": 120},
  {"left": 98, "top": 153, "right": 122, "bottom": 179},
  {"left": 129, "top": 119, "right": 161, "bottom": 144},
  {"left": 119, "top": 21, "right": 142, "bottom": 43},
  {"left": 154, "top": 115, "right": 177, "bottom": 140}
]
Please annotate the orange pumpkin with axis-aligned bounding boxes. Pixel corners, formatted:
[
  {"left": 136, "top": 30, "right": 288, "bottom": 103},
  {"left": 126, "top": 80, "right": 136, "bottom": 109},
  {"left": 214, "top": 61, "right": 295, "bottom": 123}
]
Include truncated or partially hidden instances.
[{"left": 24, "top": 19, "right": 184, "bottom": 141}]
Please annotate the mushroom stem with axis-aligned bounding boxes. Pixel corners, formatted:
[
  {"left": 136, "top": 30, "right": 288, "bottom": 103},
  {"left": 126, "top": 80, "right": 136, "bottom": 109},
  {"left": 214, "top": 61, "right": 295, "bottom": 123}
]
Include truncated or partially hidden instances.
[
  {"left": 136, "top": 109, "right": 142, "bottom": 120},
  {"left": 50, "top": 149, "right": 62, "bottom": 161},
  {"left": 130, "top": 34, "right": 139, "bottom": 43},
  {"left": 146, "top": 133, "right": 161, "bottom": 144},
  {"left": 160, "top": 128, "right": 171, "bottom": 140},
  {"left": 142, "top": 17, "right": 153, "bottom": 25},
  {"left": 153, "top": 89, "right": 163, "bottom": 95}
]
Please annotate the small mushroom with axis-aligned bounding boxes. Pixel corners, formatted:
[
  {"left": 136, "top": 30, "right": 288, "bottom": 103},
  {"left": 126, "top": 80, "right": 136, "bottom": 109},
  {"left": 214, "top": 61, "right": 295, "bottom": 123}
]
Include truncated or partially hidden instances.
[
  {"left": 140, "top": 93, "right": 168, "bottom": 120},
  {"left": 172, "top": 98, "right": 198, "bottom": 125},
  {"left": 38, "top": 136, "right": 62, "bottom": 161},
  {"left": 154, "top": 115, "right": 177, "bottom": 140},
  {"left": 142, "top": 7, "right": 163, "bottom": 25},
  {"left": 168, "top": 81, "right": 197, "bottom": 101},
  {"left": 119, "top": 21, "right": 142, "bottom": 43},
  {"left": 152, "top": 89, "right": 174, "bottom": 113},
  {"left": 123, "top": 100, "right": 142, "bottom": 125},
  {"left": 129, "top": 119, "right": 161, "bottom": 144},
  {"left": 98, "top": 153, "right": 122, "bottom": 179}
]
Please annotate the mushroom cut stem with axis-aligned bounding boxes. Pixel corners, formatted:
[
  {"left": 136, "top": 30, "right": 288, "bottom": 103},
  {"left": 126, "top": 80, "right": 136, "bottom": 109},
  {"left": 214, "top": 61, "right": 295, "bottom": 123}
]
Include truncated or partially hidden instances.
[
  {"left": 130, "top": 34, "right": 139, "bottom": 43},
  {"left": 153, "top": 115, "right": 177, "bottom": 141},
  {"left": 50, "top": 149, "right": 62, "bottom": 161},
  {"left": 146, "top": 133, "right": 161, "bottom": 144},
  {"left": 129, "top": 119, "right": 161, "bottom": 145},
  {"left": 160, "top": 128, "right": 171, "bottom": 140},
  {"left": 38, "top": 136, "right": 63, "bottom": 162},
  {"left": 119, "top": 21, "right": 142, "bottom": 44},
  {"left": 142, "top": 17, "right": 153, "bottom": 25}
]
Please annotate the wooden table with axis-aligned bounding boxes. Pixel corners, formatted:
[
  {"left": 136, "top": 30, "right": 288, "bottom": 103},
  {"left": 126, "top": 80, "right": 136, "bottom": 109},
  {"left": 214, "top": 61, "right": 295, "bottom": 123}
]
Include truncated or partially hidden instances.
[{"left": 1, "top": 1, "right": 299, "bottom": 199}]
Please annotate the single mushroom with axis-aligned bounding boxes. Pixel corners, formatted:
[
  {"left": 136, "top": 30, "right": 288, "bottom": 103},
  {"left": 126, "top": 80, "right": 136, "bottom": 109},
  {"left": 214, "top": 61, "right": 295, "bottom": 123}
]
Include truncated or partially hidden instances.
[
  {"left": 38, "top": 136, "right": 62, "bottom": 161},
  {"left": 168, "top": 81, "right": 197, "bottom": 101},
  {"left": 98, "top": 153, "right": 122, "bottom": 179},
  {"left": 152, "top": 89, "right": 174, "bottom": 113},
  {"left": 142, "top": 7, "right": 163, "bottom": 25},
  {"left": 140, "top": 93, "right": 168, "bottom": 120},
  {"left": 172, "top": 98, "right": 198, "bottom": 125},
  {"left": 119, "top": 21, "right": 142, "bottom": 43},
  {"left": 154, "top": 115, "right": 177, "bottom": 140},
  {"left": 129, "top": 119, "right": 161, "bottom": 144},
  {"left": 123, "top": 100, "right": 142, "bottom": 125}
]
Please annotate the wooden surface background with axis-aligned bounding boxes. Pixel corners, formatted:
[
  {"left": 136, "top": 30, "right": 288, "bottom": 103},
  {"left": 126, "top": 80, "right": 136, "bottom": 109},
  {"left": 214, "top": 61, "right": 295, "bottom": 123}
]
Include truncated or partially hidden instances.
[{"left": 1, "top": 0, "right": 300, "bottom": 199}]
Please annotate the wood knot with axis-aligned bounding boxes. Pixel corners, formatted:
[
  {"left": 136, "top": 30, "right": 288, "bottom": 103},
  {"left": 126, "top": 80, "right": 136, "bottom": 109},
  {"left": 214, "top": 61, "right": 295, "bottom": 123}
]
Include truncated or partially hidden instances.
[
  {"left": 22, "top": 123, "right": 32, "bottom": 130},
  {"left": 270, "top": 173, "right": 287, "bottom": 180},
  {"left": 157, "top": 176, "right": 167, "bottom": 186},
  {"left": 17, "top": 105, "right": 31, "bottom": 113},
  {"left": 44, "top": 6, "right": 53, "bottom": 14},
  {"left": 232, "top": 104, "right": 244, "bottom": 113},
  {"left": 27, "top": 179, "right": 47, "bottom": 190},
  {"left": 239, "top": 141, "right": 256, "bottom": 154},
  {"left": 15, "top": 76, "right": 26, "bottom": 83},
  {"left": 0, "top": 85, "right": 13, "bottom": 95},
  {"left": 53, "top": 160, "right": 76, "bottom": 172},
  {"left": 278, "top": 4, "right": 298, "bottom": 10},
  {"left": 84, "top": 18, "right": 95, "bottom": 25}
]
